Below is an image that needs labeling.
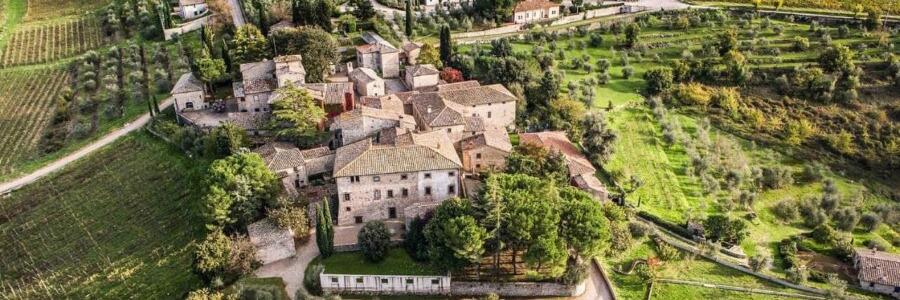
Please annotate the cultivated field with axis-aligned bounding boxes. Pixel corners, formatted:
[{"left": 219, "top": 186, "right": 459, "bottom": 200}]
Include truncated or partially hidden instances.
[
  {"left": 707, "top": 0, "right": 900, "bottom": 15},
  {"left": 0, "top": 133, "right": 204, "bottom": 299},
  {"left": 24, "top": 0, "right": 110, "bottom": 21},
  {"left": 0, "top": 67, "right": 67, "bottom": 178},
  {"left": 0, "top": 16, "right": 105, "bottom": 67}
]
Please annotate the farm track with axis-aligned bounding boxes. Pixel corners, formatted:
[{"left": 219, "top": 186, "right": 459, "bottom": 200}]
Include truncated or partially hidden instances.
[{"left": 0, "top": 69, "right": 66, "bottom": 178}]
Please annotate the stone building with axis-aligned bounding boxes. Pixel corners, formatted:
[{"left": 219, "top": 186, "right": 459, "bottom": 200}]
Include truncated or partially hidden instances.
[
  {"left": 404, "top": 64, "right": 440, "bottom": 90},
  {"left": 254, "top": 142, "right": 335, "bottom": 189},
  {"left": 854, "top": 248, "right": 900, "bottom": 298},
  {"left": 512, "top": 0, "right": 560, "bottom": 24},
  {"left": 356, "top": 32, "right": 400, "bottom": 78},
  {"left": 172, "top": 73, "right": 206, "bottom": 112},
  {"left": 234, "top": 56, "right": 308, "bottom": 113},
  {"left": 519, "top": 131, "right": 608, "bottom": 201},
  {"left": 330, "top": 106, "right": 416, "bottom": 147},
  {"left": 274, "top": 55, "right": 306, "bottom": 86},
  {"left": 350, "top": 67, "right": 385, "bottom": 97},
  {"left": 408, "top": 82, "right": 518, "bottom": 134},
  {"left": 401, "top": 42, "right": 422, "bottom": 65},
  {"left": 177, "top": 0, "right": 208, "bottom": 19},
  {"left": 457, "top": 129, "right": 512, "bottom": 173},
  {"left": 332, "top": 131, "right": 461, "bottom": 226},
  {"left": 302, "top": 82, "right": 356, "bottom": 116}
]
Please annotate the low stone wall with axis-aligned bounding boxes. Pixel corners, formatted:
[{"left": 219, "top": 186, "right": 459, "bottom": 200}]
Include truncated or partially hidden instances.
[
  {"left": 454, "top": 24, "right": 523, "bottom": 39},
  {"left": 450, "top": 280, "right": 586, "bottom": 297},
  {"left": 164, "top": 14, "right": 211, "bottom": 40}
]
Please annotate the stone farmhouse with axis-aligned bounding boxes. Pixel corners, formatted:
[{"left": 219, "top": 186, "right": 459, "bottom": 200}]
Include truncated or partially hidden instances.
[
  {"left": 457, "top": 129, "right": 512, "bottom": 174},
  {"left": 512, "top": 0, "right": 560, "bottom": 24},
  {"left": 254, "top": 142, "right": 335, "bottom": 189},
  {"left": 400, "top": 42, "right": 422, "bottom": 65},
  {"left": 854, "top": 248, "right": 900, "bottom": 298},
  {"left": 404, "top": 64, "right": 440, "bottom": 90},
  {"left": 356, "top": 32, "right": 400, "bottom": 78},
  {"left": 350, "top": 67, "right": 385, "bottom": 97},
  {"left": 408, "top": 82, "right": 518, "bottom": 136},
  {"left": 520, "top": 131, "right": 608, "bottom": 200},
  {"left": 330, "top": 106, "right": 417, "bottom": 148}
]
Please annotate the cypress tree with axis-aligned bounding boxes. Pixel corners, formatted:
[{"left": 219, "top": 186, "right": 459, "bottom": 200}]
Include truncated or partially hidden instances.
[
  {"left": 439, "top": 26, "right": 452, "bottom": 66},
  {"left": 316, "top": 0, "right": 334, "bottom": 32},
  {"left": 316, "top": 199, "right": 334, "bottom": 257},
  {"left": 220, "top": 39, "right": 232, "bottom": 73},
  {"left": 405, "top": 0, "right": 413, "bottom": 37}
]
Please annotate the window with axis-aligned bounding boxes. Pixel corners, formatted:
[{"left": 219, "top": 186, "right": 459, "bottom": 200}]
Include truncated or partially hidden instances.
[
  {"left": 402, "top": 188, "right": 409, "bottom": 197},
  {"left": 240, "top": 97, "right": 246, "bottom": 102},
  {"left": 374, "top": 190, "right": 381, "bottom": 200},
  {"left": 448, "top": 171, "right": 455, "bottom": 177},
  {"left": 185, "top": 102, "right": 194, "bottom": 109},
  {"left": 381, "top": 278, "right": 389, "bottom": 284},
  {"left": 387, "top": 190, "right": 394, "bottom": 198},
  {"left": 355, "top": 216, "right": 363, "bottom": 224},
  {"left": 373, "top": 176, "right": 380, "bottom": 182},
  {"left": 254, "top": 108, "right": 260, "bottom": 112},
  {"left": 401, "top": 174, "right": 408, "bottom": 180},
  {"left": 405, "top": 278, "right": 413, "bottom": 284},
  {"left": 431, "top": 279, "right": 440, "bottom": 285},
  {"left": 447, "top": 128, "right": 452, "bottom": 133},
  {"left": 356, "top": 277, "right": 364, "bottom": 284},
  {"left": 448, "top": 184, "right": 456, "bottom": 194},
  {"left": 476, "top": 164, "right": 481, "bottom": 169},
  {"left": 344, "top": 193, "right": 350, "bottom": 201},
  {"left": 389, "top": 207, "right": 397, "bottom": 218},
  {"left": 345, "top": 206, "right": 351, "bottom": 211},
  {"left": 424, "top": 173, "right": 432, "bottom": 179},
  {"left": 331, "top": 277, "right": 338, "bottom": 283},
  {"left": 425, "top": 187, "right": 432, "bottom": 195},
  {"left": 476, "top": 153, "right": 482, "bottom": 159},
  {"left": 350, "top": 176, "right": 361, "bottom": 183},
  {"left": 487, "top": 111, "right": 492, "bottom": 118}
]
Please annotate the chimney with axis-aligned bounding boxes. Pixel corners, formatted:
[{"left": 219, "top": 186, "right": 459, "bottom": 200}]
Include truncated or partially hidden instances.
[{"left": 427, "top": 105, "right": 432, "bottom": 114}]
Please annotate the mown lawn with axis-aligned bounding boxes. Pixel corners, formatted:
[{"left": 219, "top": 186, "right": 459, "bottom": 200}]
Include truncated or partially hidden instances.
[
  {"left": 320, "top": 248, "right": 443, "bottom": 276},
  {"left": 0, "top": 132, "right": 206, "bottom": 298}
]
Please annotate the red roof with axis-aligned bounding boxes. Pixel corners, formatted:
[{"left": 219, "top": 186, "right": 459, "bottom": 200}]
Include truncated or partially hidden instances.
[{"left": 514, "top": 0, "right": 558, "bottom": 12}]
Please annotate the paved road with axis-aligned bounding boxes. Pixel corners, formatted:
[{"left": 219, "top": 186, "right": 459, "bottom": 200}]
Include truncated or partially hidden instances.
[
  {"left": 256, "top": 236, "right": 320, "bottom": 299},
  {"left": 578, "top": 260, "right": 616, "bottom": 300},
  {"left": 0, "top": 98, "right": 174, "bottom": 195},
  {"left": 228, "top": 0, "right": 246, "bottom": 26}
]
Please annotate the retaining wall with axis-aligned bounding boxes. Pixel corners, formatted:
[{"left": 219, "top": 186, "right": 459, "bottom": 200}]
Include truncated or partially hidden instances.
[{"left": 450, "top": 280, "right": 586, "bottom": 297}]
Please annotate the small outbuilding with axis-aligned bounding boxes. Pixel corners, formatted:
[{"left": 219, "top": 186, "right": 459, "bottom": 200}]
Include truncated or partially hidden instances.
[
  {"left": 178, "top": 0, "right": 208, "bottom": 19},
  {"left": 247, "top": 218, "right": 296, "bottom": 265},
  {"left": 854, "top": 248, "right": 900, "bottom": 298}
]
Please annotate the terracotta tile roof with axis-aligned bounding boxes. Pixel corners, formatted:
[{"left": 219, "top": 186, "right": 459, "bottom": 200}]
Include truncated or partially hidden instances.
[
  {"left": 243, "top": 78, "right": 276, "bottom": 94},
  {"left": 410, "top": 93, "right": 465, "bottom": 128},
  {"left": 275, "top": 55, "right": 306, "bottom": 76},
  {"left": 439, "top": 84, "right": 517, "bottom": 106},
  {"left": 300, "top": 146, "right": 334, "bottom": 159},
  {"left": 402, "top": 42, "right": 422, "bottom": 52},
  {"left": 254, "top": 142, "right": 305, "bottom": 171},
  {"left": 519, "top": 131, "right": 596, "bottom": 176},
  {"left": 407, "top": 64, "right": 439, "bottom": 77},
  {"left": 302, "top": 82, "right": 354, "bottom": 105},
  {"left": 360, "top": 32, "right": 399, "bottom": 53},
  {"left": 856, "top": 248, "right": 900, "bottom": 287},
  {"left": 361, "top": 94, "right": 405, "bottom": 113},
  {"left": 459, "top": 129, "right": 512, "bottom": 152},
  {"left": 332, "top": 106, "right": 415, "bottom": 129},
  {"left": 436, "top": 80, "right": 481, "bottom": 92},
  {"left": 514, "top": 0, "right": 558, "bottom": 12},
  {"left": 240, "top": 60, "right": 275, "bottom": 80},
  {"left": 572, "top": 173, "right": 608, "bottom": 199},
  {"left": 172, "top": 73, "right": 204, "bottom": 94},
  {"left": 333, "top": 132, "right": 461, "bottom": 177},
  {"left": 464, "top": 116, "right": 485, "bottom": 132},
  {"left": 350, "top": 67, "right": 382, "bottom": 84}
]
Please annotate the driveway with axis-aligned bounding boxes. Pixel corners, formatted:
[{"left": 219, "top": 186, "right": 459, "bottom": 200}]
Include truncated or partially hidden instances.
[
  {"left": 255, "top": 237, "right": 320, "bottom": 299},
  {"left": 228, "top": 0, "right": 246, "bottom": 26},
  {"left": 0, "top": 98, "right": 174, "bottom": 195}
]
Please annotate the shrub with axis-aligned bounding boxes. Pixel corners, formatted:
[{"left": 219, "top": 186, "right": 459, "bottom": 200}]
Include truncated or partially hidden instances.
[
  {"left": 637, "top": 211, "right": 692, "bottom": 239},
  {"left": 609, "top": 222, "right": 634, "bottom": 254},
  {"left": 832, "top": 207, "right": 859, "bottom": 231},
  {"left": 673, "top": 83, "right": 712, "bottom": 107},
  {"left": 792, "top": 36, "right": 810, "bottom": 51},
  {"left": 654, "top": 239, "right": 681, "bottom": 261},
  {"left": 865, "top": 239, "right": 890, "bottom": 251},
  {"left": 772, "top": 199, "right": 799, "bottom": 223},
  {"left": 860, "top": 212, "right": 882, "bottom": 232},
  {"left": 759, "top": 166, "right": 794, "bottom": 190},
  {"left": 482, "top": 293, "right": 501, "bottom": 300},
  {"left": 703, "top": 215, "right": 748, "bottom": 246},
  {"left": 622, "top": 66, "right": 635, "bottom": 79},
  {"left": 749, "top": 253, "right": 772, "bottom": 272},
  {"left": 712, "top": 87, "right": 740, "bottom": 115},
  {"left": 786, "top": 265, "right": 809, "bottom": 284},
  {"left": 560, "top": 261, "right": 588, "bottom": 285},
  {"left": 270, "top": 206, "right": 310, "bottom": 238},
  {"left": 800, "top": 162, "right": 826, "bottom": 182},
  {"left": 811, "top": 224, "right": 836, "bottom": 244},
  {"left": 358, "top": 221, "right": 391, "bottom": 262},
  {"left": 832, "top": 234, "right": 855, "bottom": 261},
  {"left": 304, "top": 264, "right": 324, "bottom": 295},
  {"left": 643, "top": 68, "right": 673, "bottom": 95},
  {"left": 628, "top": 221, "right": 653, "bottom": 239}
]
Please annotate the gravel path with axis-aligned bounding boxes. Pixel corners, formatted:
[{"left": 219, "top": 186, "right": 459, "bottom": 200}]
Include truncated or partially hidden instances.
[
  {"left": 0, "top": 98, "right": 174, "bottom": 195},
  {"left": 255, "top": 237, "right": 320, "bottom": 299}
]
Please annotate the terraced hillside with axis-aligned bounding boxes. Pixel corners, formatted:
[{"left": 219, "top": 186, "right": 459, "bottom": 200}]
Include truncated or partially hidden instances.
[
  {"left": 710, "top": 0, "right": 900, "bottom": 15},
  {"left": 0, "top": 133, "right": 204, "bottom": 299},
  {"left": 0, "top": 67, "right": 67, "bottom": 177},
  {"left": 24, "top": 0, "right": 111, "bottom": 21},
  {"left": 0, "top": 16, "right": 104, "bottom": 67}
]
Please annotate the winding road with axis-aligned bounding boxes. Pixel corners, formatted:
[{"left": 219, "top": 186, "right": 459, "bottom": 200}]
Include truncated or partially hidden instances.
[{"left": 0, "top": 98, "right": 173, "bottom": 195}]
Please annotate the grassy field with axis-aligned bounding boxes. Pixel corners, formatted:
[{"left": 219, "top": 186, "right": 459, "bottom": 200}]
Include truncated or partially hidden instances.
[
  {"left": 0, "top": 65, "right": 68, "bottom": 178},
  {"left": 0, "top": 15, "right": 105, "bottom": 67},
  {"left": 0, "top": 132, "right": 205, "bottom": 298},
  {"left": 24, "top": 0, "right": 110, "bottom": 21},
  {"left": 694, "top": 0, "right": 900, "bottom": 15},
  {"left": 319, "top": 248, "right": 443, "bottom": 276}
]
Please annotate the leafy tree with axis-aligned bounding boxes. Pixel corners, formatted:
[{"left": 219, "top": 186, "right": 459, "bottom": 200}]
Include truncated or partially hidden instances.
[
  {"left": 202, "top": 151, "right": 279, "bottom": 230},
  {"left": 232, "top": 25, "right": 270, "bottom": 64},
  {"left": 596, "top": 59, "right": 611, "bottom": 73},
  {"left": 425, "top": 198, "right": 487, "bottom": 271},
  {"left": 622, "top": 66, "right": 634, "bottom": 79},
  {"left": 717, "top": 28, "right": 738, "bottom": 56},
  {"left": 703, "top": 215, "right": 748, "bottom": 246},
  {"left": 548, "top": 97, "right": 587, "bottom": 142},
  {"left": 314, "top": 0, "right": 334, "bottom": 32},
  {"left": 439, "top": 26, "right": 453, "bottom": 66},
  {"left": 818, "top": 45, "right": 855, "bottom": 74},
  {"left": 192, "top": 229, "right": 232, "bottom": 282},
  {"left": 418, "top": 43, "right": 442, "bottom": 68},
  {"left": 358, "top": 221, "right": 391, "bottom": 262},
  {"left": 860, "top": 212, "right": 882, "bottom": 232},
  {"left": 581, "top": 112, "right": 617, "bottom": 163},
  {"left": 643, "top": 68, "right": 673, "bottom": 95},
  {"left": 351, "top": 0, "right": 376, "bottom": 21},
  {"left": 505, "top": 143, "right": 570, "bottom": 184},
  {"left": 270, "top": 27, "right": 339, "bottom": 83},
  {"left": 270, "top": 205, "right": 310, "bottom": 238},
  {"left": 833, "top": 207, "right": 859, "bottom": 231},
  {"left": 204, "top": 122, "right": 250, "bottom": 157},
  {"left": 270, "top": 83, "right": 327, "bottom": 141},
  {"left": 196, "top": 52, "right": 227, "bottom": 87},
  {"left": 772, "top": 199, "right": 799, "bottom": 223},
  {"left": 589, "top": 33, "right": 604, "bottom": 47},
  {"left": 338, "top": 14, "right": 358, "bottom": 33},
  {"left": 559, "top": 187, "right": 610, "bottom": 260},
  {"left": 865, "top": 8, "right": 883, "bottom": 31},
  {"left": 491, "top": 38, "right": 513, "bottom": 57},
  {"left": 624, "top": 23, "right": 641, "bottom": 48}
]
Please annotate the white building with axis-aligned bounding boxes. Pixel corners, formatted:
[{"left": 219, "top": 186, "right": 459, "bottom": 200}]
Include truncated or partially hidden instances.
[
  {"left": 178, "top": 0, "right": 208, "bottom": 19},
  {"left": 321, "top": 273, "right": 450, "bottom": 295},
  {"left": 172, "top": 73, "right": 206, "bottom": 112},
  {"left": 404, "top": 64, "right": 440, "bottom": 90},
  {"left": 512, "top": 0, "right": 560, "bottom": 24},
  {"left": 356, "top": 32, "right": 400, "bottom": 78},
  {"left": 350, "top": 67, "right": 385, "bottom": 97}
]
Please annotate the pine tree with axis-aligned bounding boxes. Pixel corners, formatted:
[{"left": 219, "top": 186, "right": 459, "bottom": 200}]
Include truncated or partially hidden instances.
[
  {"left": 405, "top": 0, "right": 413, "bottom": 37},
  {"left": 439, "top": 26, "right": 452, "bottom": 66}
]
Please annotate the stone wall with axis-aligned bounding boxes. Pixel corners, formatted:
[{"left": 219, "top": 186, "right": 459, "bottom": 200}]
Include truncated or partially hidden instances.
[
  {"left": 461, "top": 146, "right": 508, "bottom": 173},
  {"left": 450, "top": 280, "right": 586, "bottom": 297},
  {"left": 335, "top": 169, "right": 459, "bottom": 225},
  {"left": 164, "top": 14, "right": 211, "bottom": 40}
]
